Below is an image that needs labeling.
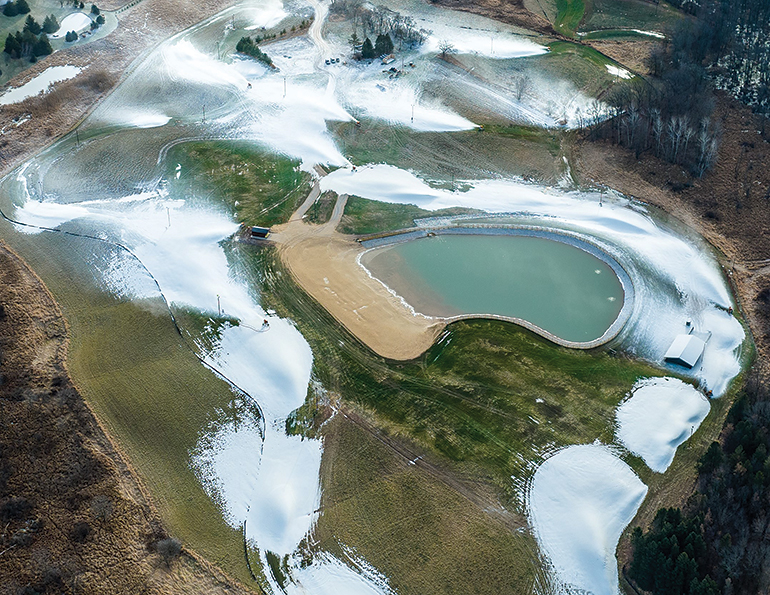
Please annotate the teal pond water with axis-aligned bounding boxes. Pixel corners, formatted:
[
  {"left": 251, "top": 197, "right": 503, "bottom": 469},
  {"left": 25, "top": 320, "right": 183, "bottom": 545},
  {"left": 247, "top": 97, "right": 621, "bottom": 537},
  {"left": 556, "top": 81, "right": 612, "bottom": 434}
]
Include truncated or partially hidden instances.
[{"left": 361, "top": 234, "right": 625, "bottom": 343}]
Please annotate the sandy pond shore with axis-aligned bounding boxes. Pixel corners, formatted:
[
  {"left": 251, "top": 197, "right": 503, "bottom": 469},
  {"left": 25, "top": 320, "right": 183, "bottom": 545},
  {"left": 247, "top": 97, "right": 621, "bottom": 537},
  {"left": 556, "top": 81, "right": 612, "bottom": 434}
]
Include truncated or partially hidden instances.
[{"left": 273, "top": 183, "right": 446, "bottom": 360}]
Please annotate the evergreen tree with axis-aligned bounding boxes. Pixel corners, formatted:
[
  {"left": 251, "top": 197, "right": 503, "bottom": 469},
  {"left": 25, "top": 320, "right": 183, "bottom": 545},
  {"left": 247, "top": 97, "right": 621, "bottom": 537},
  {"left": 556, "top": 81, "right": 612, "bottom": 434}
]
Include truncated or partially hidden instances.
[
  {"left": 348, "top": 31, "right": 360, "bottom": 52},
  {"left": 19, "top": 29, "right": 35, "bottom": 56},
  {"left": 42, "top": 14, "right": 59, "bottom": 34},
  {"left": 24, "top": 15, "right": 41, "bottom": 35},
  {"left": 361, "top": 37, "right": 375, "bottom": 59},
  {"left": 90, "top": 3, "right": 99, "bottom": 14},
  {"left": 235, "top": 36, "right": 273, "bottom": 66},
  {"left": 374, "top": 33, "right": 393, "bottom": 56},
  {"left": 2, "top": 1, "right": 18, "bottom": 17},
  {"left": 14, "top": 0, "right": 30, "bottom": 14},
  {"left": 4, "top": 32, "right": 21, "bottom": 58},
  {"left": 95, "top": 14, "right": 103, "bottom": 24},
  {"left": 33, "top": 32, "right": 52, "bottom": 56}
]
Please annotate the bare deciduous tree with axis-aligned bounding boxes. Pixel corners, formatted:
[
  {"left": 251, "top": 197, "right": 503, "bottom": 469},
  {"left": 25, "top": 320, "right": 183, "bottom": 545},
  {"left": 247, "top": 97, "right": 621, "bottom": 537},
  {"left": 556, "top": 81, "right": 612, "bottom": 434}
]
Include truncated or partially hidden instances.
[
  {"left": 513, "top": 74, "right": 532, "bottom": 101},
  {"left": 438, "top": 40, "right": 455, "bottom": 59}
]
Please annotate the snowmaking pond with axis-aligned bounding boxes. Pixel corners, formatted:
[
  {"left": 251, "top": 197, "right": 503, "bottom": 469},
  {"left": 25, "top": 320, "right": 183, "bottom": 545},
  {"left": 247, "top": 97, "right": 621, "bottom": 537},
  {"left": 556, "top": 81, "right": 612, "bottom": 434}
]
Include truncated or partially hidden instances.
[{"left": 360, "top": 233, "right": 626, "bottom": 344}]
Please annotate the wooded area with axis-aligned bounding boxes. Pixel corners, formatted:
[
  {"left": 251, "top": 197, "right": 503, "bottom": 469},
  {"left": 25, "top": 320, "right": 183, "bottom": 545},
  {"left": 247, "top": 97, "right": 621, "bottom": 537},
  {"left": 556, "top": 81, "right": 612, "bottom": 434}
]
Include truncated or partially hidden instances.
[{"left": 591, "top": 0, "right": 770, "bottom": 176}]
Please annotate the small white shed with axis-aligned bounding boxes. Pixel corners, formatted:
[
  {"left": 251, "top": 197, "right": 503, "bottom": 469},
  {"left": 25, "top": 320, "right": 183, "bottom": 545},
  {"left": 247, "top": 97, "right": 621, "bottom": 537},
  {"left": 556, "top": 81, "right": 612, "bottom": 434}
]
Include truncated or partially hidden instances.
[{"left": 664, "top": 334, "right": 707, "bottom": 368}]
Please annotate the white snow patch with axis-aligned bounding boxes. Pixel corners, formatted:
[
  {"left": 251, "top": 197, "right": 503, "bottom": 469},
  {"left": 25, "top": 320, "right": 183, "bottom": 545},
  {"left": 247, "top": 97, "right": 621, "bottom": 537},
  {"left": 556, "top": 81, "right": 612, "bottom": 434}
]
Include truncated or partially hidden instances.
[
  {"left": 0, "top": 66, "right": 83, "bottom": 105},
  {"left": 287, "top": 551, "right": 393, "bottom": 595},
  {"left": 112, "top": 111, "right": 172, "bottom": 128},
  {"left": 163, "top": 40, "right": 249, "bottom": 89},
  {"left": 191, "top": 411, "right": 264, "bottom": 527},
  {"left": 632, "top": 29, "right": 665, "bottom": 38},
  {"left": 339, "top": 63, "right": 477, "bottom": 131},
  {"left": 698, "top": 308, "right": 745, "bottom": 397},
  {"left": 424, "top": 31, "right": 547, "bottom": 59},
  {"left": 51, "top": 12, "right": 92, "bottom": 39},
  {"left": 529, "top": 444, "right": 647, "bottom": 595},
  {"left": 99, "top": 250, "right": 159, "bottom": 299},
  {"left": 616, "top": 377, "right": 710, "bottom": 473},
  {"left": 605, "top": 64, "right": 633, "bottom": 79},
  {"left": 243, "top": 0, "right": 288, "bottom": 30}
]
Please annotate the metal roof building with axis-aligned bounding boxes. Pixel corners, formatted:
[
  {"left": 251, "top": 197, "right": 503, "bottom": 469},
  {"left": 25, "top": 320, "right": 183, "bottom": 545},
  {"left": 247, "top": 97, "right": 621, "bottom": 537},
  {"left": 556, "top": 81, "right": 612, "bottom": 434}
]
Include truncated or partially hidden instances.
[
  {"left": 664, "top": 333, "right": 707, "bottom": 369},
  {"left": 250, "top": 226, "right": 270, "bottom": 239}
]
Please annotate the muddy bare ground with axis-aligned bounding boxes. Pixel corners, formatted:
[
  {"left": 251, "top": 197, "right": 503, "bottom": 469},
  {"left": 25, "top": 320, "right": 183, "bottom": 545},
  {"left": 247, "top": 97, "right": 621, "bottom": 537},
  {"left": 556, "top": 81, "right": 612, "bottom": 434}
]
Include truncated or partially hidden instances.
[{"left": 0, "top": 241, "right": 252, "bottom": 594}]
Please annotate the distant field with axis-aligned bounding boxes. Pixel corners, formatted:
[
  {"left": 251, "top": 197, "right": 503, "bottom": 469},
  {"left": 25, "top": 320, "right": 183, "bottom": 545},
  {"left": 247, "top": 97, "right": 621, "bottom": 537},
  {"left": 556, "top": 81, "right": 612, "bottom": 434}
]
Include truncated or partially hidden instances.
[
  {"left": 580, "top": 0, "right": 683, "bottom": 35},
  {"left": 528, "top": 0, "right": 682, "bottom": 39},
  {"left": 520, "top": 40, "right": 640, "bottom": 96},
  {"left": 554, "top": 0, "right": 586, "bottom": 36}
]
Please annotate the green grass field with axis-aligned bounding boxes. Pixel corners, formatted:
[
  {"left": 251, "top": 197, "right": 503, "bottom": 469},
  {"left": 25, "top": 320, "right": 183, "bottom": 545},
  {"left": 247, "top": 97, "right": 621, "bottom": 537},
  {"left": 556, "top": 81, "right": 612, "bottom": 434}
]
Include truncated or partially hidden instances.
[
  {"left": 555, "top": 0, "right": 587, "bottom": 37},
  {"left": 166, "top": 141, "right": 310, "bottom": 228},
  {"left": 303, "top": 190, "right": 338, "bottom": 225},
  {"left": 331, "top": 120, "right": 566, "bottom": 184},
  {"left": 520, "top": 41, "right": 641, "bottom": 97},
  {"left": 315, "top": 414, "right": 548, "bottom": 595},
  {"left": 337, "top": 196, "right": 480, "bottom": 235},
  {"left": 235, "top": 244, "right": 667, "bottom": 506}
]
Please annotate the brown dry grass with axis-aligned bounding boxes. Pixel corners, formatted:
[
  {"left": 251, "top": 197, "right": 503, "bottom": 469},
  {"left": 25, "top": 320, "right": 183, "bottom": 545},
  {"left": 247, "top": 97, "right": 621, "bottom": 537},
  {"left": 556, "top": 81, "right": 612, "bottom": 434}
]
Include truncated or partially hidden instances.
[
  {"left": 585, "top": 38, "right": 660, "bottom": 74},
  {"left": 0, "top": 241, "right": 254, "bottom": 594},
  {"left": 429, "top": 0, "right": 556, "bottom": 36}
]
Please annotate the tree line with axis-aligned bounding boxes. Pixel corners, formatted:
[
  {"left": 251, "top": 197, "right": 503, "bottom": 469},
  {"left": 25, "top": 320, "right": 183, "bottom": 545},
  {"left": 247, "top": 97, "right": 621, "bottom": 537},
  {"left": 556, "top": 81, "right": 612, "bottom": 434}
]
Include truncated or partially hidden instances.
[
  {"left": 235, "top": 36, "right": 273, "bottom": 66},
  {"left": 630, "top": 375, "right": 770, "bottom": 595},
  {"left": 331, "top": 0, "right": 430, "bottom": 49},
  {"left": 350, "top": 32, "right": 393, "bottom": 59},
  {"left": 664, "top": 0, "right": 770, "bottom": 116},
  {"left": 3, "top": 15, "right": 54, "bottom": 61},
  {"left": 587, "top": 25, "right": 721, "bottom": 176},
  {"left": 2, "top": 0, "right": 30, "bottom": 17},
  {"left": 588, "top": 0, "right": 770, "bottom": 177}
]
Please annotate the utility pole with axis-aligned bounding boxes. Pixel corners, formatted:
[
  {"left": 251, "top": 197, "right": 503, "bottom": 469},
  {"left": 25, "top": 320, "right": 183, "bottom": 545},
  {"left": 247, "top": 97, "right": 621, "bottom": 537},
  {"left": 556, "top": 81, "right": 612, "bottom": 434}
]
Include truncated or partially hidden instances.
[
  {"left": 283, "top": 76, "right": 287, "bottom": 98},
  {"left": 217, "top": 294, "right": 221, "bottom": 316},
  {"left": 167, "top": 206, "right": 171, "bottom": 228},
  {"left": 411, "top": 103, "right": 414, "bottom": 123}
]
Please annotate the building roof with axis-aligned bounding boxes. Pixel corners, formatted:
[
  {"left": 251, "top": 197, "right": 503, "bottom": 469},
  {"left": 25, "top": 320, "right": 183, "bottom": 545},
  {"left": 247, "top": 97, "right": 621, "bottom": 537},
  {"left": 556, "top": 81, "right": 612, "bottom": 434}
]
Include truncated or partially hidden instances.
[{"left": 664, "top": 334, "right": 706, "bottom": 369}]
